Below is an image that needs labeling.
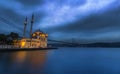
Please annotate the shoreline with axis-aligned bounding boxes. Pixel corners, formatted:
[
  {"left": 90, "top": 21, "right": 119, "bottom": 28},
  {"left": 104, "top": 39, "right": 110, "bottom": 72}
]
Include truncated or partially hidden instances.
[{"left": 0, "top": 48, "right": 58, "bottom": 52}]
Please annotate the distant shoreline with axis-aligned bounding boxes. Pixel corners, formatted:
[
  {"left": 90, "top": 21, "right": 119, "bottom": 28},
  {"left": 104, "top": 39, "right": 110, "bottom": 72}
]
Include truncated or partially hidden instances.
[{"left": 49, "top": 42, "right": 120, "bottom": 48}]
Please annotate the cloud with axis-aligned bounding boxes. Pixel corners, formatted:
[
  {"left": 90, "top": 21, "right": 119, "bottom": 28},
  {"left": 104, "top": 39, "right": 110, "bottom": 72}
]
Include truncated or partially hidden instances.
[
  {"left": 38, "top": 0, "right": 119, "bottom": 28},
  {"left": 0, "top": 6, "right": 23, "bottom": 33},
  {"left": 17, "top": 0, "right": 43, "bottom": 6},
  {"left": 0, "top": 0, "right": 45, "bottom": 35},
  {"left": 47, "top": 6, "right": 120, "bottom": 43},
  {"left": 0, "top": 0, "right": 120, "bottom": 42},
  {"left": 47, "top": 6, "right": 120, "bottom": 32}
]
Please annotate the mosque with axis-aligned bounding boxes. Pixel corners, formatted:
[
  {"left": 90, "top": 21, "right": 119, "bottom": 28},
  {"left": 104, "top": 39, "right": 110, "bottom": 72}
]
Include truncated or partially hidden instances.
[{"left": 13, "top": 14, "right": 48, "bottom": 48}]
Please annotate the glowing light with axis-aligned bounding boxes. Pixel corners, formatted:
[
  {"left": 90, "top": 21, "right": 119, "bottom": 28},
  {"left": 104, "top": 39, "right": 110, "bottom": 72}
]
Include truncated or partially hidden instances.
[
  {"left": 45, "top": 34, "right": 48, "bottom": 37},
  {"left": 21, "top": 42, "right": 25, "bottom": 47},
  {"left": 15, "top": 52, "right": 27, "bottom": 63},
  {"left": 33, "top": 34, "right": 36, "bottom": 36}
]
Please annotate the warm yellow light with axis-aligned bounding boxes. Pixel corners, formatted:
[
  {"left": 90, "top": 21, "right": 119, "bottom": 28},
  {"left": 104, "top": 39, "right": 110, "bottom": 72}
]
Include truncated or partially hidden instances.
[
  {"left": 33, "top": 34, "right": 36, "bottom": 36},
  {"left": 42, "top": 34, "right": 44, "bottom": 37},
  {"left": 16, "top": 51, "right": 26, "bottom": 63},
  {"left": 21, "top": 42, "right": 25, "bottom": 47},
  {"left": 45, "top": 34, "right": 48, "bottom": 37}
]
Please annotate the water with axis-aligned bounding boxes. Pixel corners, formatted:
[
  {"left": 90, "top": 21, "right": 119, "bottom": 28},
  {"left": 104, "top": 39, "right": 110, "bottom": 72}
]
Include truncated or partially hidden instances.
[{"left": 0, "top": 48, "right": 120, "bottom": 74}]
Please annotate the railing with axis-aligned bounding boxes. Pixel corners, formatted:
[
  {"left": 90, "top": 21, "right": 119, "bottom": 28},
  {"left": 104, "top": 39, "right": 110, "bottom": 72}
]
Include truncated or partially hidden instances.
[{"left": 0, "top": 45, "right": 18, "bottom": 48}]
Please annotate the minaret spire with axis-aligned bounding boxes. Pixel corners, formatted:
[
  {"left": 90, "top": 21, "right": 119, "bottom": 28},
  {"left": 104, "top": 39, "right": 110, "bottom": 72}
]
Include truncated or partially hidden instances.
[
  {"left": 23, "top": 16, "right": 27, "bottom": 38},
  {"left": 30, "top": 13, "right": 34, "bottom": 37}
]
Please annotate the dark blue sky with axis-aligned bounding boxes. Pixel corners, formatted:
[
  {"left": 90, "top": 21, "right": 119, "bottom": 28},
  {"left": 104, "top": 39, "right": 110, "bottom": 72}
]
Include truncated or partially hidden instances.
[{"left": 0, "top": 0, "right": 120, "bottom": 43}]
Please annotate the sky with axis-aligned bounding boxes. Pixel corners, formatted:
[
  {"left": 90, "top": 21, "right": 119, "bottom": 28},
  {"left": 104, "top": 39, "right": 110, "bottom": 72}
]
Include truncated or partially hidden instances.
[{"left": 0, "top": 0, "right": 120, "bottom": 43}]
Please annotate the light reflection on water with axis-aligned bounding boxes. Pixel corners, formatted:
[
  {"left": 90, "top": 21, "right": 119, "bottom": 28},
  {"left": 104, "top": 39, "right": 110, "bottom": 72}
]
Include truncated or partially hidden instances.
[
  {"left": 0, "top": 50, "right": 47, "bottom": 74},
  {"left": 0, "top": 48, "right": 120, "bottom": 74}
]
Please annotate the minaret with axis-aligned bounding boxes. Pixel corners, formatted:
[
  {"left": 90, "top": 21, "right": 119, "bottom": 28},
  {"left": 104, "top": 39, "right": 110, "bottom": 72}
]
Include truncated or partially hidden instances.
[
  {"left": 23, "top": 16, "right": 27, "bottom": 38},
  {"left": 30, "top": 13, "right": 34, "bottom": 37}
]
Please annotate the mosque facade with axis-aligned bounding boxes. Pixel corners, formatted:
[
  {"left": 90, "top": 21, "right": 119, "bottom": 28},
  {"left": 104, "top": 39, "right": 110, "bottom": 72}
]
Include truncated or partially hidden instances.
[{"left": 13, "top": 14, "right": 48, "bottom": 48}]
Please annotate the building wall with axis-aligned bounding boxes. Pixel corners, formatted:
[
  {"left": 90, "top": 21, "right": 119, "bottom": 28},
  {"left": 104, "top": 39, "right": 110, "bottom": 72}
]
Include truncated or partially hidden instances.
[
  {"left": 13, "top": 38, "right": 47, "bottom": 48},
  {"left": 13, "top": 32, "right": 48, "bottom": 48}
]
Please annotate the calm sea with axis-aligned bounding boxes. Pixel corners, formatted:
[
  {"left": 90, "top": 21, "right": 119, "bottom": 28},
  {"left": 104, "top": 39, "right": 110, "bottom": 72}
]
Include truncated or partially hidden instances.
[{"left": 0, "top": 48, "right": 120, "bottom": 74}]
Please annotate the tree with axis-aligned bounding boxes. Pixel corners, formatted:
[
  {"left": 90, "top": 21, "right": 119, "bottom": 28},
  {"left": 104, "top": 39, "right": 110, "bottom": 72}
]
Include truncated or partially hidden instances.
[
  {"left": 7, "top": 32, "right": 20, "bottom": 45},
  {"left": 8, "top": 32, "right": 19, "bottom": 40},
  {"left": 0, "top": 34, "right": 7, "bottom": 44},
  {"left": 0, "top": 32, "right": 20, "bottom": 45}
]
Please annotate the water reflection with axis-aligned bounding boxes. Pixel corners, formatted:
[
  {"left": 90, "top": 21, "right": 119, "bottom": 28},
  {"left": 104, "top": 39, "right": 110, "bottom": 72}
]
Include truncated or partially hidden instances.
[
  {"left": 0, "top": 50, "right": 48, "bottom": 74},
  {"left": 12, "top": 51, "right": 27, "bottom": 63},
  {"left": 0, "top": 48, "right": 120, "bottom": 74},
  {"left": 27, "top": 51, "right": 47, "bottom": 67}
]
